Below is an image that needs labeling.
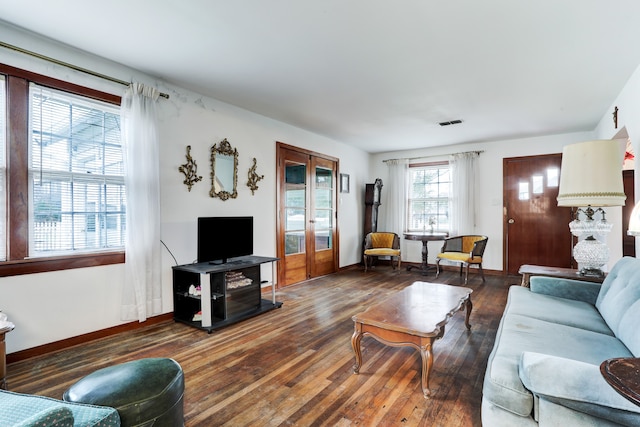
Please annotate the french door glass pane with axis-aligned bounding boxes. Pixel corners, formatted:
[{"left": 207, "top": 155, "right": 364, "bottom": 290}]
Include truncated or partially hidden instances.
[
  {"left": 314, "top": 166, "right": 333, "bottom": 250},
  {"left": 285, "top": 231, "right": 305, "bottom": 255},
  {"left": 285, "top": 162, "right": 306, "bottom": 255},
  {"left": 285, "top": 188, "right": 305, "bottom": 207},
  {"left": 0, "top": 76, "right": 5, "bottom": 261}
]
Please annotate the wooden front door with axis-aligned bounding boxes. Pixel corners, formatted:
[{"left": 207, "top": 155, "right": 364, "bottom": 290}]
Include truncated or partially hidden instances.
[
  {"left": 503, "top": 154, "right": 573, "bottom": 274},
  {"left": 276, "top": 143, "right": 338, "bottom": 286}
]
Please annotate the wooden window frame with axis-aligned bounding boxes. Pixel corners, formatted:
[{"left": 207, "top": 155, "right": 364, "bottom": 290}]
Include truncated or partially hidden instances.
[{"left": 0, "top": 63, "right": 124, "bottom": 277}]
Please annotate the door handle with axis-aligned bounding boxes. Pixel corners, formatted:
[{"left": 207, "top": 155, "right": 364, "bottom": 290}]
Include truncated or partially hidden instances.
[{"left": 508, "top": 218, "right": 515, "bottom": 224}]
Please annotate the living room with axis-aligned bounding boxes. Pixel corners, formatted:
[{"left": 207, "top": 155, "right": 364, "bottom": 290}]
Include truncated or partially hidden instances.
[{"left": 1, "top": 2, "right": 640, "bottom": 426}]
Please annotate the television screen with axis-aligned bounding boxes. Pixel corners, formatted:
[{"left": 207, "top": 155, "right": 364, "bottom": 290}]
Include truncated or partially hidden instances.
[{"left": 197, "top": 216, "right": 253, "bottom": 264}]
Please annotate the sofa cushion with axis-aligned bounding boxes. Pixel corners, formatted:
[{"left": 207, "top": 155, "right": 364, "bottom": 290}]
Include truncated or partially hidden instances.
[
  {"left": 529, "top": 276, "right": 601, "bottom": 305},
  {"left": 596, "top": 257, "right": 640, "bottom": 356},
  {"left": 0, "top": 389, "right": 119, "bottom": 427},
  {"left": 519, "top": 352, "right": 640, "bottom": 427},
  {"left": 507, "top": 285, "right": 613, "bottom": 335},
  {"left": 14, "top": 406, "right": 74, "bottom": 427},
  {"left": 483, "top": 287, "right": 632, "bottom": 417}
]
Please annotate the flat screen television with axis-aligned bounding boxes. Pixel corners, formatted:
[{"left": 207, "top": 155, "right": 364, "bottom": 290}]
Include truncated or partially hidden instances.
[{"left": 197, "top": 216, "right": 253, "bottom": 264}]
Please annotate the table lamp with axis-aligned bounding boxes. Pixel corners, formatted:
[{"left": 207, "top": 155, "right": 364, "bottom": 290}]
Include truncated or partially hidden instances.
[{"left": 557, "top": 140, "right": 626, "bottom": 276}]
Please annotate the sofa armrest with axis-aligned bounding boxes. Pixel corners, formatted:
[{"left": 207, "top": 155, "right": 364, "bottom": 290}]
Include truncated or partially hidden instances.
[
  {"left": 529, "top": 276, "right": 601, "bottom": 304},
  {"left": 518, "top": 352, "right": 640, "bottom": 426},
  {"left": 14, "top": 407, "right": 74, "bottom": 427}
]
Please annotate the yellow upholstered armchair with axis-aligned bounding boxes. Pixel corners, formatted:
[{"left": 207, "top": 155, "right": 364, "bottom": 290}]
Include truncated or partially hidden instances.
[
  {"left": 435, "top": 235, "right": 488, "bottom": 284},
  {"left": 363, "top": 232, "right": 401, "bottom": 272}
]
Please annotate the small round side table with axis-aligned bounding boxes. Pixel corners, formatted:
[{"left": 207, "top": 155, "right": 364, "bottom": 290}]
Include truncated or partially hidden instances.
[{"left": 600, "top": 357, "right": 640, "bottom": 406}]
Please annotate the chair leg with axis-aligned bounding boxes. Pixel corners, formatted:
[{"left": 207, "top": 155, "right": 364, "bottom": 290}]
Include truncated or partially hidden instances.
[
  {"left": 364, "top": 255, "right": 368, "bottom": 272},
  {"left": 479, "top": 263, "right": 485, "bottom": 282},
  {"left": 459, "top": 263, "right": 464, "bottom": 277},
  {"left": 397, "top": 256, "right": 401, "bottom": 270},
  {"left": 464, "top": 263, "right": 470, "bottom": 285},
  {"left": 435, "top": 258, "right": 441, "bottom": 278}
]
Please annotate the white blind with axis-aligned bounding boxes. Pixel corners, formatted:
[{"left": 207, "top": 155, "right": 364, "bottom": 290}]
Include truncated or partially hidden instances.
[
  {"left": 29, "top": 84, "right": 125, "bottom": 255},
  {"left": 0, "top": 76, "right": 6, "bottom": 261}
]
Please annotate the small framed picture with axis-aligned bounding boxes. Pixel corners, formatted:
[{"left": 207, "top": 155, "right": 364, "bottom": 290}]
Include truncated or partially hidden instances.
[{"left": 340, "top": 173, "right": 350, "bottom": 193}]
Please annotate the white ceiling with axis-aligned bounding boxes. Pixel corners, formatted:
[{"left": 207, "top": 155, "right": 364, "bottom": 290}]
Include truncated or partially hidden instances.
[{"left": 1, "top": 0, "right": 640, "bottom": 153}]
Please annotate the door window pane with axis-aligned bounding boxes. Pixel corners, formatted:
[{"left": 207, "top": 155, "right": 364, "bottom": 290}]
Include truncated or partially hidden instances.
[
  {"left": 0, "top": 76, "right": 5, "bottom": 261},
  {"left": 314, "top": 166, "right": 333, "bottom": 250},
  {"left": 532, "top": 175, "right": 543, "bottom": 194},
  {"left": 285, "top": 231, "right": 305, "bottom": 255}
]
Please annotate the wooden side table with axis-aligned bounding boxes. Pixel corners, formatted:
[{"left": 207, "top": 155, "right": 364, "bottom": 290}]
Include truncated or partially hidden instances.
[
  {"left": 518, "top": 264, "right": 607, "bottom": 287},
  {"left": 600, "top": 358, "right": 640, "bottom": 406},
  {"left": 0, "top": 322, "right": 15, "bottom": 390}
]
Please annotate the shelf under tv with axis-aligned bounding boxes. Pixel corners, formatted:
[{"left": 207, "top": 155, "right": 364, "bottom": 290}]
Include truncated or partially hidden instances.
[{"left": 171, "top": 256, "right": 282, "bottom": 333}]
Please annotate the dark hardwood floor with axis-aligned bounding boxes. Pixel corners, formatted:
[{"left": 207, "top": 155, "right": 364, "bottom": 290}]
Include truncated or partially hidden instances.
[{"left": 7, "top": 265, "right": 518, "bottom": 427}]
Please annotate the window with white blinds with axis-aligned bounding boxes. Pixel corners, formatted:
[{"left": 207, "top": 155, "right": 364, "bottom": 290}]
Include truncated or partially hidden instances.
[
  {"left": 0, "top": 76, "right": 6, "bottom": 261},
  {"left": 407, "top": 163, "right": 451, "bottom": 233},
  {"left": 29, "top": 84, "right": 125, "bottom": 256}
]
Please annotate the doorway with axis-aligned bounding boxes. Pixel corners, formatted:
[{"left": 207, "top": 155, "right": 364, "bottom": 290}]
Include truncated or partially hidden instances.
[
  {"left": 623, "top": 169, "right": 635, "bottom": 257},
  {"left": 503, "top": 154, "right": 573, "bottom": 274},
  {"left": 276, "top": 143, "right": 339, "bottom": 287}
]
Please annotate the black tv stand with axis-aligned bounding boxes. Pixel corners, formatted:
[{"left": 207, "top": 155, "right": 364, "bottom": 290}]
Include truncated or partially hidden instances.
[{"left": 172, "top": 255, "right": 281, "bottom": 333}]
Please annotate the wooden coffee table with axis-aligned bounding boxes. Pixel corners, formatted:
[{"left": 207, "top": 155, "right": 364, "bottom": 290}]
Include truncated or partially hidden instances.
[{"left": 351, "top": 281, "right": 472, "bottom": 399}]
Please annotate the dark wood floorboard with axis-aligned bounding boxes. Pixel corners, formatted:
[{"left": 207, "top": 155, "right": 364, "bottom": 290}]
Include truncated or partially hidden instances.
[{"left": 7, "top": 265, "right": 518, "bottom": 426}]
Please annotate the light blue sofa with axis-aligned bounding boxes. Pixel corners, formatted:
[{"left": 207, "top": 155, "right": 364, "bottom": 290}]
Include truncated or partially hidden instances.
[{"left": 482, "top": 256, "right": 640, "bottom": 426}]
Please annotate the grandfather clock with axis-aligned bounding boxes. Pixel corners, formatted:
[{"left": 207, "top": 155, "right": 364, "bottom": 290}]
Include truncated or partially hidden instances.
[{"left": 364, "top": 178, "right": 383, "bottom": 236}]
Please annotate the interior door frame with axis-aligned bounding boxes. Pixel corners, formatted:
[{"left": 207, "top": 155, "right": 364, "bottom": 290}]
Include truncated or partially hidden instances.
[{"left": 275, "top": 142, "right": 339, "bottom": 287}]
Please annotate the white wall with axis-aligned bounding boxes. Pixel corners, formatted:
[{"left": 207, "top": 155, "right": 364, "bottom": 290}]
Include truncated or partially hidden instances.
[
  {"left": 0, "top": 23, "right": 368, "bottom": 354},
  {"left": 369, "top": 131, "right": 611, "bottom": 272},
  {"left": 595, "top": 63, "right": 640, "bottom": 254}
]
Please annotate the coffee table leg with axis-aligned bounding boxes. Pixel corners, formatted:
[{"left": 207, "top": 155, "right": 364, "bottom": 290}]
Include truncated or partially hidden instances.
[
  {"left": 351, "top": 322, "right": 363, "bottom": 374},
  {"left": 420, "top": 339, "right": 434, "bottom": 399},
  {"left": 464, "top": 297, "right": 472, "bottom": 330}
]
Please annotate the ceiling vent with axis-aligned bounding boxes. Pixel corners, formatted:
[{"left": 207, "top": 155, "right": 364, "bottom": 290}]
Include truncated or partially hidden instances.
[{"left": 439, "top": 119, "right": 463, "bottom": 126}]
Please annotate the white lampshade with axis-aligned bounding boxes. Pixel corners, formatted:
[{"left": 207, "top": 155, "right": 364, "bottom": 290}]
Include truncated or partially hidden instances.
[
  {"left": 629, "top": 201, "right": 640, "bottom": 236},
  {"left": 557, "top": 140, "right": 626, "bottom": 207}
]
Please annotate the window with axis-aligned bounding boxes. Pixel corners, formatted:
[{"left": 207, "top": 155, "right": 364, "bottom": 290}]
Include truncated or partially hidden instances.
[
  {"left": 0, "top": 64, "right": 124, "bottom": 276},
  {"left": 408, "top": 163, "right": 451, "bottom": 232},
  {"left": 29, "top": 84, "right": 125, "bottom": 256}
]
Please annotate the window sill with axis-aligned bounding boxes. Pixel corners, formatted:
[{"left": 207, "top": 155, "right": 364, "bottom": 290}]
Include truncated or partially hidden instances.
[{"left": 0, "top": 252, "right": 125, "bottom": 277}]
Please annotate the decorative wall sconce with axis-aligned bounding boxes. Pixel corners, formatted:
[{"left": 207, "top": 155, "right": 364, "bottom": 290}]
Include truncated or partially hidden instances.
[
  {"left": 247, "top": 157, "right": 264, "bottom": 195},
  {"left": 178, "top": 145, "right": 202, "bottom": 192}
]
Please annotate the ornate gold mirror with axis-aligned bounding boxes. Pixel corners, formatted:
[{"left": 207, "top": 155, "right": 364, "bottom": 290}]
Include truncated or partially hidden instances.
[{"left": 209, "top": 138, "right": 238, "bottom": 200}]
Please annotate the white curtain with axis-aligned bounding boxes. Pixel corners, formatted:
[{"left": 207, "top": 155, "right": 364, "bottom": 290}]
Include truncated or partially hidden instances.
[
  {"left": 120, "top": 83, "right": 162, "bottom": 322},
  {"left": 449, "top": 152, "right": 479, "bottom": 236},
  {"left": 382, "top": 159, "right": 409, "bottom": 236}
]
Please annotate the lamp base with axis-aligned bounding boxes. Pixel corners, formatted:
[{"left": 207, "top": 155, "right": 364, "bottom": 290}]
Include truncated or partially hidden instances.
[
  {"left": 572, "top": 235, "right": 609, "bottom": 278},
  {"left": 577, "top": 267, "right": 606, "bottom": 278}
]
